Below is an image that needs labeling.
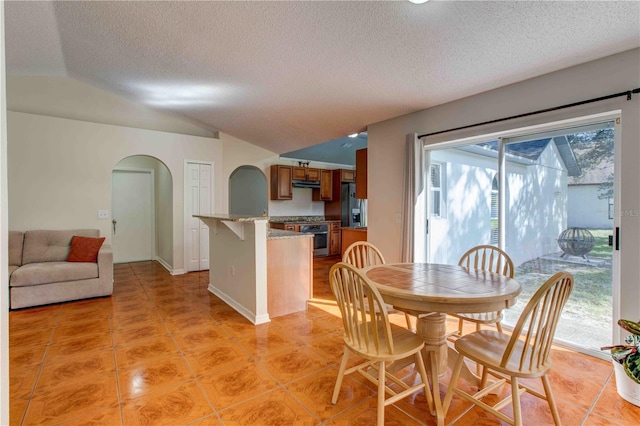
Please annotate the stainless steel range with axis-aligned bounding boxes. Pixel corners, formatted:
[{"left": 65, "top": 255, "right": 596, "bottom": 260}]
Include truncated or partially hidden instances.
[{"left": 300, "top": 224, "right": 329, "bottom": 257}]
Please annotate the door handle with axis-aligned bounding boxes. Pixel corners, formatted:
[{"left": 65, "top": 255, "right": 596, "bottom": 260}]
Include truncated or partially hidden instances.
[{"left": 112, "top": 219, "right": 117, "bottom": 235}]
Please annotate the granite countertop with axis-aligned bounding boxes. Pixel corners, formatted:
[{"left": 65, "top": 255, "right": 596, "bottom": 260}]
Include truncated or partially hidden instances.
[
  {"left": 195, "top": 214, "right": 269, "bottom": 222},
  {"left": 268, "top": 229, "right": 314, "bottom": 240},
  {"left": 269, "top": 216, "right": 341, "bottom": 223}
]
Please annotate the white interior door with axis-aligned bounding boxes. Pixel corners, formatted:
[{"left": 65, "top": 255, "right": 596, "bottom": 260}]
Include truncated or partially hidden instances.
[
  {"left": 186, "top": 162, "right": 212, "bottom": 272},
  {"left": 112, "top": 169, "right": 154, "bottom": 263}
]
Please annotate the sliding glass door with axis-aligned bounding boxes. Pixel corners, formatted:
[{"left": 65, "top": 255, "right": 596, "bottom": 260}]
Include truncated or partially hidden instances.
[{"left": 425, "top": 116, "right": 618, "bottom": 357}]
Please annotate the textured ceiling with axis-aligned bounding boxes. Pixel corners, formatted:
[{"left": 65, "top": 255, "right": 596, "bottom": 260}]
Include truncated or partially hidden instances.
[{"left": 5, "top": 1, "right": 640, "bottom": 157}]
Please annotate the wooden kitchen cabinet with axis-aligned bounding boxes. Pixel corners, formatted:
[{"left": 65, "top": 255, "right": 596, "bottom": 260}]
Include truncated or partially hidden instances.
[
  {"left": 341, "top": 228, "right": 367, "bottom": 256},
  {"left": 270, "top": 165, "right": 293, "bottom": 200},
  {"left": 341, "top": 169, "right": 355, "bottom": 182},
  {"left": 355, "top": 148, "right": 367, "bottom": 199},
  {"left": 270, "top": 223, "right": 299, "bottom": 232},
  {"left": 267, "top": 235, "right": 313, "bottom": 318},
  {"left": 293, "top": 167, "right": 320, "bottom": 182},
  {"left": 329, "top": 222, "right": 341, "bottom": 256},
  {"left": 312, "top": 169, "right": 333, "bottom": 201}
]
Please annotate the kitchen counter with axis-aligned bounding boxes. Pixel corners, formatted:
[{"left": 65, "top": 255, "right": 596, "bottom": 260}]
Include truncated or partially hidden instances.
[
  {"left": 341, "top": 227, "right": 368, "bottom": 256},
  {"left": 269, "top": 216, "right": 340, "bottom": 223},
  {"left": 268, "top": 229, "right": 313, "bottom": 240},
  {"left": 341, "top": 226, "right": 367, "bottom": 231},
  {"left": 196, "top": 214, "right": 314, "bottom": 324},
  {"left": 195, "top": 213, "right": 269, "bottom": 222}
]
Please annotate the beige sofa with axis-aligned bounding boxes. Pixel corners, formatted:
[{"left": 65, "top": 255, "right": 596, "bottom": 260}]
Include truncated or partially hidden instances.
[{"left": 9, "top": 229, "right": 113, "bottom": 309}]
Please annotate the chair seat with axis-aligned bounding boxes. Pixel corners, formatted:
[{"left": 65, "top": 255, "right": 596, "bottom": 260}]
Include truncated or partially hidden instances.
[
  {"left": 450, "top": 310, "right": 502, "bottom": 324},
  {"left": 455, "top": 330, "right": 551, "bottom": 378},
  {"left": 345, "top": 322, "right": 425, "bottom": 361}
]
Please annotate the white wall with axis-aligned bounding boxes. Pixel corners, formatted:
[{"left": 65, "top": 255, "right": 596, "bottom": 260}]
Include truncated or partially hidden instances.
[
  {"left": 504, "top": 142, "right": 567, "bottom": 266},
  {"left": 430, "top": 143, "right": 566, "bottom": 268},
  {"left": 229, "top": 166, "right": 268, "bottom": 216},
  {"left": 156, "top": 162, "right": 173, "bottom": 264},
  {"left": 220, "top": 135, "right": 326, "bottom": 217},
  {"left": 7, "top": 112, "right": 223, "bottom": 272},
  {"left": 429, "top": 149, "right": 498, "bottom": 264},
  {"left": 269, "top": 188, "right": 325, "bottom": 216},
  {"left": 368, "top": 48, "right": 640, "bottom": 333},
  {"left": 568, "top": 184, "right": 613, "bottom": 229},
  {"left": 205, "top": 218, "right": 269, "bottom": 324},
  {"left": 0, "top": 4, "right": 10, "bottom": 423}
]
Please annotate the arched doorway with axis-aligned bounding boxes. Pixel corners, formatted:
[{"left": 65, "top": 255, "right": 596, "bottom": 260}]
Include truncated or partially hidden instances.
[
  {"left": 228, "top": 165, "right": 268, "bottom": 216},
  {"left": 111, "top": 155, "right": 173, "bottom": 267}
]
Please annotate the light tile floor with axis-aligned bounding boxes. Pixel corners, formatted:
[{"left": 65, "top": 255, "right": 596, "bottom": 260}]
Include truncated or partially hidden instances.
[{"left": 8, "top": 257, "right": 640, "bottom": 425}]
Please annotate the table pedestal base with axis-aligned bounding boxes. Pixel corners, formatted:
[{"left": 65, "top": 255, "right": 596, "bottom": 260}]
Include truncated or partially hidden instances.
[{"left": 414, "top": 312, "right": 484, "bottom": 426}]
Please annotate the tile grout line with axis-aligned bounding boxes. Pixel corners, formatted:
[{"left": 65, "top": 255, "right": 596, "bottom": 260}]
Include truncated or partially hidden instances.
[
  {"left": 17, "top": 311, "right": 60, "bottom": 426},
  {"left": 580, "top": 367, "right": 616, "bottom": 425}
]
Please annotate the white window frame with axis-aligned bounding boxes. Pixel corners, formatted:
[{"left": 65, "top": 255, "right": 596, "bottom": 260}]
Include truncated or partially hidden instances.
[
  {"left": 429, "top": 162, "right": 445, "bottom": 218},
  {"left": 490, "top": 173, "right": 499, "bottom": 245}
]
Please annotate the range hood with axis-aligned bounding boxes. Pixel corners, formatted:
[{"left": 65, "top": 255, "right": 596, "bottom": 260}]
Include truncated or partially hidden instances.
[{"left": 292, "top": 180, "right": 321, "bottom": 189}]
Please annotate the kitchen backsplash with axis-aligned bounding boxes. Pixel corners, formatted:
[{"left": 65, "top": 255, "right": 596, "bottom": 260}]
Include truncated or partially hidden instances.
[{"left": 268, "top": 187, "right": 324, "bottom": 216}]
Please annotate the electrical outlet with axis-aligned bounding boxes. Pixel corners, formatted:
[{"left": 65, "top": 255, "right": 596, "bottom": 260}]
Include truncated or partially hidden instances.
[
  {"left": 97, "top": 209, "right": 109, "bottom": 219},
  {"left": 230, "top": 265, "right": 235, "bottom": 276}
]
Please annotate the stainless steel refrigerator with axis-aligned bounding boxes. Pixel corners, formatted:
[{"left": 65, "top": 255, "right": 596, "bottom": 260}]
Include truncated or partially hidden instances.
[{"left": 341, "top": 182, "right": 367, "bottom": 228}]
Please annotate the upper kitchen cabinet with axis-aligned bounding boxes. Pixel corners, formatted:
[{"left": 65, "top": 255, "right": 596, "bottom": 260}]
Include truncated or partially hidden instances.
[
  {"left": 293, "top": 167, "right": 320, "bottom": 182},
  {"left": 312, "top": 169, "right": 333, "bottom": 201},
  {"left": 270, "top": 164, "right": 293, "bottom": 200},
  {"left": 355, "top": 148, "right": 367, "bottom": 199},
  {"left": 340, "top": 169, "right": 355, "bottom": 183}
]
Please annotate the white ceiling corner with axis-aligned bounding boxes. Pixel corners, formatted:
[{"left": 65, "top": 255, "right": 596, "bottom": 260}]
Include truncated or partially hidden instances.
[{"left": 5, "top": 1, "right": 67, "bottom": 76}]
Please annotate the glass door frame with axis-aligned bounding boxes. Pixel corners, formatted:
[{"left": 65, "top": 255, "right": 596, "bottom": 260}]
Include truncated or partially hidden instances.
[{"left": 422, "top": 110, "right": 621, "bottom": 358}]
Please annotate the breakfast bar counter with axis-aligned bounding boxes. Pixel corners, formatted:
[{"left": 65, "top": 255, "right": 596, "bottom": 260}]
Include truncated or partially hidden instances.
[{"left": 195, "top": 214, "right": 313, "bottom": 324}]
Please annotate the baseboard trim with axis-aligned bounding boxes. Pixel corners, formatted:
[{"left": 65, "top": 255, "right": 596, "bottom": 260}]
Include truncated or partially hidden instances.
[
  {"left": 207, "top": 283, "right": 270, "bottom": 325},
  {"left": 155, "top": 257, "right": 185, "bottom": 275}
]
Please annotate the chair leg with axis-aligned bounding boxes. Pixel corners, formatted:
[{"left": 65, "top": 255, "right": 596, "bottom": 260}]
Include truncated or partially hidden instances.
[
  {"left": 479, "top": 365, "right": 489, "bottom": 389},
  {"left": 457, "top": 318, "right": 464, "bottom": 335},
  {"left": 377, "top": 360, "right": 386, "bottom": 426},
  {"left": 496, "top": 321, "right": 503, "bottom": 333},
  {"left": 511, "top": 376, "right": 522, "bottom": 426},
  {"left": 474, "top": 322, "right": 482, "bottom": 376},
  {"left": 541, "top": 374, "right": 562, "bottom": 425},
  {"left": 331, "top": 347, "right": 350, "bottom": 404},
  {"left": 414, "top": 351, "right": 435, "bottom": 415},
  {"left": 443, "top": 353, "right": 465, "bottom": 414}
]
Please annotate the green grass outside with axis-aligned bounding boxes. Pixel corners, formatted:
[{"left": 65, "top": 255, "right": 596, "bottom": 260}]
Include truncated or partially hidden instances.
[
  {"left": 503, "top": 229, "right": 613, "bottom": 348},
  {"left": 588, "top": 229, "right": 614, "bottom": 259}
]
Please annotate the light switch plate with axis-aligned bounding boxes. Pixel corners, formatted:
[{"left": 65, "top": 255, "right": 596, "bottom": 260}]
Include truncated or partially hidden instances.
[{"left": 97, "top": 209, "right": 109, "bottom": 219}]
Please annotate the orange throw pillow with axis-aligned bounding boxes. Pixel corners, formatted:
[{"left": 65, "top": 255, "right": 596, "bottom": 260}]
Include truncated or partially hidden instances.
[{"left": 67, "top": 236, "right": 106, "bottom": 262}]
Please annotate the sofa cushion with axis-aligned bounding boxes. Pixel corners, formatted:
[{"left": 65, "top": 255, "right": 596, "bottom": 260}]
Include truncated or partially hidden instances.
[
  {"left": 22, "top": 229, "right": 99, "bottom": 264},
  {"left": 9, "top": 231, "right": 24, "bottom": 267},
  {"left": 9, "top": 265, "right": 19, "bottom": 276},
  {"left": 9, "top": 262, "right": 99, "bottom": 287},
  {"left": 67, "top": 236, "right": 106, "bottom": 262}
]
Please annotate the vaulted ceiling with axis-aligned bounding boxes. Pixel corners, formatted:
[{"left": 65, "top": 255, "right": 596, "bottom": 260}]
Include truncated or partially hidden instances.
[{"left": 5, "top": 1, "right": 640, "bottom": 157}]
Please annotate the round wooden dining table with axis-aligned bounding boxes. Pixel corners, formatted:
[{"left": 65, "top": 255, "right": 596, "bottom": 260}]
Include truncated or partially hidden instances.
[{"left": 363, "top": 263, "right": 522, "bottom": 426}]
